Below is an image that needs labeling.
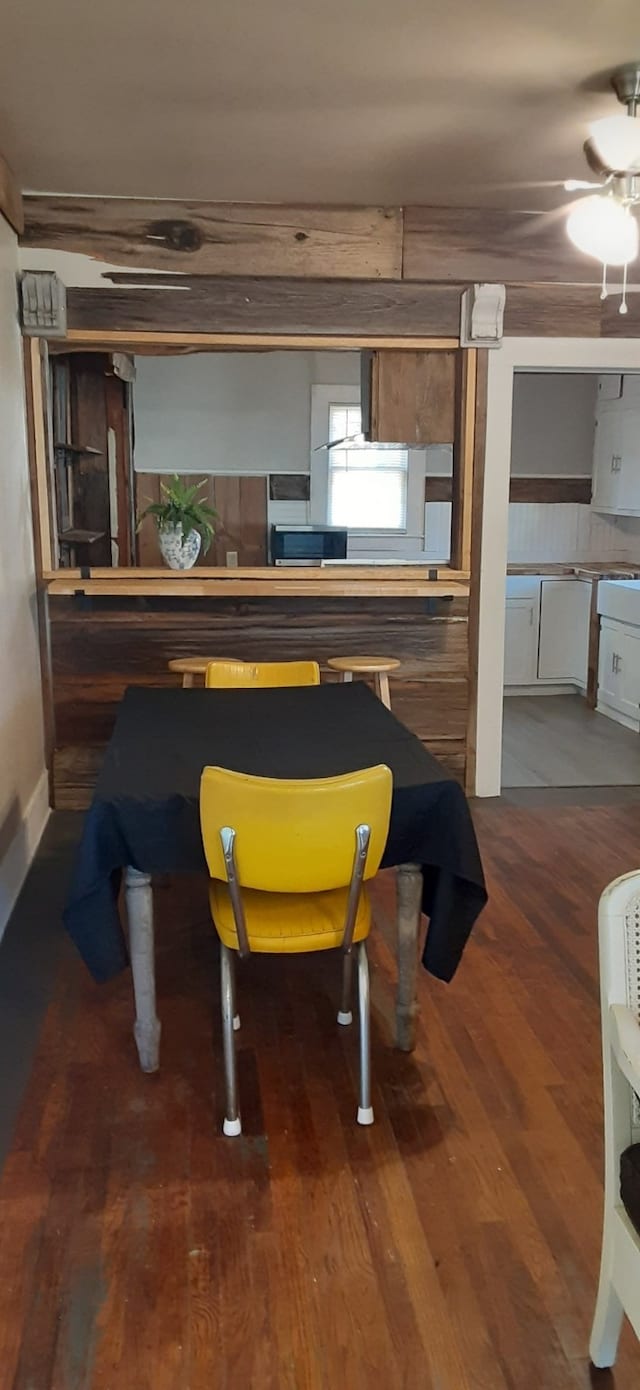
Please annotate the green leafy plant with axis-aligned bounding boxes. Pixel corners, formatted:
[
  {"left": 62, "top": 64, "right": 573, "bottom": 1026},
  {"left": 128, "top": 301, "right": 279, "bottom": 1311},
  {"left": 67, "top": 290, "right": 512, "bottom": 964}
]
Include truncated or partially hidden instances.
[{"left": 137, "top": 475, "right": 218, "bottom": 554}]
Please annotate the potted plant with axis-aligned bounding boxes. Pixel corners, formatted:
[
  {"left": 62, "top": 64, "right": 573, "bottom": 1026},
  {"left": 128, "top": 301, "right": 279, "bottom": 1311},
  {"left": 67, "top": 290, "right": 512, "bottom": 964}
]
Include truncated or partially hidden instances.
[{"left": 138, "top": 475, "right": 217, "bottom": 569}]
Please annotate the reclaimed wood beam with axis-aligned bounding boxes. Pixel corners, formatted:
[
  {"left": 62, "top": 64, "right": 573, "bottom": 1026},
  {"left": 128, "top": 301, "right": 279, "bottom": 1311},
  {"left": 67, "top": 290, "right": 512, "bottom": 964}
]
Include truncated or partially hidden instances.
[
  {"left": 21, "top": 196, "right": 402, "bottom": 280},
  {"left": 403, "top": 205, "right": 603, "bottom": 285},
  {"left": 0, "top": 150, "right": 23, "bottom": 234},
  {"left": 65, "top": 278, "right": 463, "bottom": 337}
]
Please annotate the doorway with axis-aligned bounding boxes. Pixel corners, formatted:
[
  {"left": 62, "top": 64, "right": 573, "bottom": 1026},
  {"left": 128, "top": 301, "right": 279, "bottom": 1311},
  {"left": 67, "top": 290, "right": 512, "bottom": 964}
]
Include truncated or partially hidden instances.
[{"left": 500, "top": 368, "right": 640, "bottom": 789}]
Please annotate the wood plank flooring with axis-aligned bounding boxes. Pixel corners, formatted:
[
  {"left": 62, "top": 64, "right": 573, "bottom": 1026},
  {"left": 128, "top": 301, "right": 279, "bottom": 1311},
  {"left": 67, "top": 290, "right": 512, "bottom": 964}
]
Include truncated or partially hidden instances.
[
  {"left": 502, "top": 694, "right": 640, "bottom": 788},
  {"left": 1, "top": 800, "right": 640, "bottom": 1387}
]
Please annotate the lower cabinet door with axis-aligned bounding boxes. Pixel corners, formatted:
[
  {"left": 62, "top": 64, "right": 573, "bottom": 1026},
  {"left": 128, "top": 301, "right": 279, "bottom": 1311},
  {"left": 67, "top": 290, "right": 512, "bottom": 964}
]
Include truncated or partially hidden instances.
[
  {"left": 598, "top": 620, "right": 640, "bottom": 723},
  {"left": 504, "top": 598, "right": 538, "bottom": 685},
  {"left": 538, "top": 579, "right": 591, "bottom": 685}
]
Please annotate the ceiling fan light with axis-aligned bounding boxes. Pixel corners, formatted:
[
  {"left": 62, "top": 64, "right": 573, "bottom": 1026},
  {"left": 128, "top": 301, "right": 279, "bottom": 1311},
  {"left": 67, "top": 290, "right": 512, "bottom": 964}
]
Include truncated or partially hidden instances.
[
  {"left": 566, "top": 194, "right": 639, "bottom": 266},
  {"left": 589, "top": 114, "right": 640, "bottom": 171}
]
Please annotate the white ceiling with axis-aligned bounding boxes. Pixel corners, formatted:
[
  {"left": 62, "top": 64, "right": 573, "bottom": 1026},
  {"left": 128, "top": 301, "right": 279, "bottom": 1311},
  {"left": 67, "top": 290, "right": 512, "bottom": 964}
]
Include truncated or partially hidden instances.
[{"left": 2, "top": 0, "right": 640, "bottom": 206}]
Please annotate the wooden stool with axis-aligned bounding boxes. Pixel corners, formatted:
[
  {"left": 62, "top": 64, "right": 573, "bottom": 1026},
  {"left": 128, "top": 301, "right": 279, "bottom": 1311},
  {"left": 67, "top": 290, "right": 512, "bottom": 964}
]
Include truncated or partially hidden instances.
[
  {"left": 168, "top": 657, "right": 227, "bottom": 688},
  {"left": 327, "top": 656, "right": 400, "bottom": 709}
]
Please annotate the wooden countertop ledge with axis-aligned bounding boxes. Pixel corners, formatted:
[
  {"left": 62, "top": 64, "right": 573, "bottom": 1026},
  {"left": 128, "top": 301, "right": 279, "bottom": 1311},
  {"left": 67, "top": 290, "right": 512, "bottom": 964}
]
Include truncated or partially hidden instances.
[{"left": 44, "top": 565, "right": 470, "bottom": 599}]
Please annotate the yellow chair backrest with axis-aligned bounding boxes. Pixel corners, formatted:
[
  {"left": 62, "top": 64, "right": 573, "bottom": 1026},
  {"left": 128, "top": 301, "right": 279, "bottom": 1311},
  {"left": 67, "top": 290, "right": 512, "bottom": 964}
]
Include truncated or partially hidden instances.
[
  {"left": 205, "top": 659, "right": 320, "bottom": 689},
  {"left": 200, "top": 765, "right": 392, "bottom": 893}
]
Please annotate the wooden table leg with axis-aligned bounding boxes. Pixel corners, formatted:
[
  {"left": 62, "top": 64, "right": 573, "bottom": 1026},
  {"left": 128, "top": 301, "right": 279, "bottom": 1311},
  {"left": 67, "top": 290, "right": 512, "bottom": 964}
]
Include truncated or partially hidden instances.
[
  {"left": 125, "top": 867, "right": 161, "bottom": 1073},
  {"left": 395, "top": 862, "right": 423, "bottom": 1051}
]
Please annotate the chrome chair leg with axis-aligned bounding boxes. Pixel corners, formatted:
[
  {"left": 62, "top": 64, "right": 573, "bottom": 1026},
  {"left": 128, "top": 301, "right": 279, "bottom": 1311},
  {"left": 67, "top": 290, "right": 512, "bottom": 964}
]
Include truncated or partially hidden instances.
[
  {"left": 220, "top": 943, "right": 241, "bottom": 1136},
  {"left": 357, "top": 941, "right": 374, "bottom": 1125},
  {"left": 338, "top": 952, "right": 353, "bottom": 1025}
]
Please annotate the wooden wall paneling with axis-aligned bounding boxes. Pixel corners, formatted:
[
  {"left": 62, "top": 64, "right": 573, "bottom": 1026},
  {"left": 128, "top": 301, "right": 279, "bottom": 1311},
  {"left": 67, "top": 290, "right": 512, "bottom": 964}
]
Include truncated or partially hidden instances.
[
  {"left": 68, "top": 355, "right": 112, "bottom": 565},
  {"left": 65, "top": 279, "right": 463, "bottom": 338},
  {"left": 503, "top": 286, "right": 602, "bottom": 337},
  {"left": 135, "top": 473, "right": 268, "bottom": 568},
  {"left": 425, "top": 475, "right": 594, "bottom": 505},
  {"left": 369, "top": 350, "right": 456, "bottom": 444},
  {"left": 464, "top": 350, "right": 488, "bottom": 795},
  {"left": 48, "top": 594, "right": 469, "bottom": 804},
  {"left": 402, "top": 206, "right": 605, "bottom": 285},
  {"left": 0, "top": 150, "right": 23, "bottom": 234},
  {"left": 600, "top": 294, "right": 640, "bottom": 336},
  {"left": 450, "top": 349, "right": 476, "bottom": 572},
  {"left": 424, "top": 476, "right": 453, "bottom": 502},
  {"left": 509, "top": 476, "right": 592, "bottom": 504},
  {"left": 269, "top": 474, "right": 310, "bottom": 501},
  {"left": 21, "top": 198, "right": 402, "bottom": 279},
  {"left": 212, "top": 476, "right": 268, "bottom": 566},
  {"left": 135, "top": 473, "right": 162, "bottom": 565}
]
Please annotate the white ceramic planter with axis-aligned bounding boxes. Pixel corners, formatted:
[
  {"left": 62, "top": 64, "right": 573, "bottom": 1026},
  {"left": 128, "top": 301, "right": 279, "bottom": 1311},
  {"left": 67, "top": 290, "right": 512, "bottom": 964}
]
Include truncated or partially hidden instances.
[{"left": 158, "top": 525, "right": 202, "bottom": 570}]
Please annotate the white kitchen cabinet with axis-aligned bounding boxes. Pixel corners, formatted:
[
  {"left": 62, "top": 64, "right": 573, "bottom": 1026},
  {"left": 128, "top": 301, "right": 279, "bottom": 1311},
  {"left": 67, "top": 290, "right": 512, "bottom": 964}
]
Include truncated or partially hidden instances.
[
  {"left": 592, "top": 388, "right": 640, "bottom": 516},
  {"left": 538, "top": 579, "right": 591, "bottom": 686},
  {"left": 597, "top": 618, "right": 640, "bottom": 730},
  {"left": 504, "top": 597, "right": 538, "bottom": 685},
  {"left": 592, "top": 406, "right": 622, "bottom": 512}
]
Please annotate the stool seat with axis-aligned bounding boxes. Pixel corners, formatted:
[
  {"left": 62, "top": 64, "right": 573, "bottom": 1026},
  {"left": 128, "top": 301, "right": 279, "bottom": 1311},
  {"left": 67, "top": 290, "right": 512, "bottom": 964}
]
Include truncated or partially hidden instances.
[
  {"left": 168, "top": 656, "right": 231, "bottom": 688},
  {"left": 327, "top": 655, "right": 400, "bottom": 709},
  {"left": 327, "top": 656, "right": 400, "bottom": 675}
]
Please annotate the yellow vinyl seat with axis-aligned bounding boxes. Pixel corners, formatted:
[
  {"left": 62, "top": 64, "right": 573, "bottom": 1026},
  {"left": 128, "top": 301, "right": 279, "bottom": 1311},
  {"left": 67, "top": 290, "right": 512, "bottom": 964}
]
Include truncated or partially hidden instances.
[
  {"left": 205, "top": 659, "right": 320, "bottom": 688},
  {"left": 209, "top": 881, "right": 371, "bottom": 954},
  {"left": 200, "top": 763, "right": 392, "bottom": 1135}
]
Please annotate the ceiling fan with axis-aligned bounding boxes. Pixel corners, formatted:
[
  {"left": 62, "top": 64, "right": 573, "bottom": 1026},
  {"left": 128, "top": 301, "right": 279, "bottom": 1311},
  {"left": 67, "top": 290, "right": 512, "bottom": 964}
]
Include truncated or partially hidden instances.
[{"left": 559, "top": 63, "right": 640, "bottom": 312}]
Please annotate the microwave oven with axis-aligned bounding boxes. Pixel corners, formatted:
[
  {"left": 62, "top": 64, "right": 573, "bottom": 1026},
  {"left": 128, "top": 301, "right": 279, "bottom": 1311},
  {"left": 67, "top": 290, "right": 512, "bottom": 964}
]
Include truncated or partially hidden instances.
[{"left": 270, "top": 525, "right": 348, "bottom": 566}]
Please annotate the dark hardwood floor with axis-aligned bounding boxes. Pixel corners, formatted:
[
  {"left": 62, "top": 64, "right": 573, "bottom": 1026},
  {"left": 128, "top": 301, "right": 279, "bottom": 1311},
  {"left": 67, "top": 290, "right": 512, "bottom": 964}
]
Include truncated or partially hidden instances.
[{"left": 1, "top": 799, "right": 640, "bottom": 1388}]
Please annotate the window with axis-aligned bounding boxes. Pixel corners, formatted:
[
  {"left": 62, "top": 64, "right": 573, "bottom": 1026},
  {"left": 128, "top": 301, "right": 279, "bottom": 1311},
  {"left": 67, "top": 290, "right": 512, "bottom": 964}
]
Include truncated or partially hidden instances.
[{"left": 326, "top": 403, "right": 409, "bottom": 531}]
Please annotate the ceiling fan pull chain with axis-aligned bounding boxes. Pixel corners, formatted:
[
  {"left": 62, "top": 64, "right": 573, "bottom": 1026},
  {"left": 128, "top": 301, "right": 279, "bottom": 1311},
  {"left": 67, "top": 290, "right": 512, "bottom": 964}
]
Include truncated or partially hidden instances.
[
  {"left": 600, "top": 262, "right": 609, "bottom": 300},
  {"left": 620, "top": 261, "right": 629, "bottom": 314}
]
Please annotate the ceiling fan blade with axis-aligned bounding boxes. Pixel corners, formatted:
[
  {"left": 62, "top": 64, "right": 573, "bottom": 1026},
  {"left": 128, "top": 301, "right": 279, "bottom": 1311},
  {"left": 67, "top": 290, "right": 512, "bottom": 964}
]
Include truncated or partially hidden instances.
[
  {"left": 563, "top": 179, "right": 604, "bottom": 191},
  {"left": 510, "top": 197, "right": 593, "bottom": 240}
]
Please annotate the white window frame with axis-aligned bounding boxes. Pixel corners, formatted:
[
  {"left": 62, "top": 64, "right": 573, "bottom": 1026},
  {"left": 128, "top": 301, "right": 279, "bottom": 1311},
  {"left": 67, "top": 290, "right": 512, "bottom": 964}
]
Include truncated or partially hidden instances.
[{"left": 309, "top": 385, "right": 426, "bottom": 545}]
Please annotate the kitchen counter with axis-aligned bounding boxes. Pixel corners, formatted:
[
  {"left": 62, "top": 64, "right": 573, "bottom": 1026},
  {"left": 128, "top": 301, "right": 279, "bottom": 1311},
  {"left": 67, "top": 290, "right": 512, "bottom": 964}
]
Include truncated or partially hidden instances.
[
  {"left": 45, "top": 564, "right": 469, "bottom": 599},
  {"left": 508, "top": 562, "right": 640, "bottom": 578}
]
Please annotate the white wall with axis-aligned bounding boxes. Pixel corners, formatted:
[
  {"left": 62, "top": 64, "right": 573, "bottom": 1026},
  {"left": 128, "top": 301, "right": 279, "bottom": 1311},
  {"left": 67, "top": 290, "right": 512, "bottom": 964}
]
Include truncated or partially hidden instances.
[
  {"left": 510, "top": 372, "right": 598, "bottom": 476},
  {"left": 133, "top": 350, "right": 361, "bottom": 475},
  {"left": 0, "top": 217, "right": 48, "bottom": 937}
]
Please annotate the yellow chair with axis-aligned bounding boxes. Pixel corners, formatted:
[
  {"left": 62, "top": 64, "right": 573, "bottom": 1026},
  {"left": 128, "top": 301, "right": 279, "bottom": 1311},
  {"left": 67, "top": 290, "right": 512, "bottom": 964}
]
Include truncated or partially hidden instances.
[
  {"left": 168, "top": 656, "right": 236, "bottom": 688},
  {"left": 200, "top": 764, "right": 393, "bottom": 1135},
  {"left": 205, "top": 659, "right": 320, "bottom": 689}
]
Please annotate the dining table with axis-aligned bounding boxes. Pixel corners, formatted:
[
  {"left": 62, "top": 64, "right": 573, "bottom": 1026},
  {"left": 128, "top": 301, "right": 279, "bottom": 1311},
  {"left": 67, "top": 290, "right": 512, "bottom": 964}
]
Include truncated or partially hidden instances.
[{"left": 63, "top": 681, "right": 487, "bottom": 1069}]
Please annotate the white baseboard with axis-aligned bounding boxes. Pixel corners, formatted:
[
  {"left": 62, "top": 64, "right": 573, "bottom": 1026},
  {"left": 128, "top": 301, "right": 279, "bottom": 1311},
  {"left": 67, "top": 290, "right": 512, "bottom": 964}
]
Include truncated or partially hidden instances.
[
  {"left": 0, "top": 770, "right": 51, "bottom": 944},
  {"left": 504, "top": 684, "right": 584, "bottom": 698},
  {"left": 596, "top": 702, "right": 640, "bottom": 734}
]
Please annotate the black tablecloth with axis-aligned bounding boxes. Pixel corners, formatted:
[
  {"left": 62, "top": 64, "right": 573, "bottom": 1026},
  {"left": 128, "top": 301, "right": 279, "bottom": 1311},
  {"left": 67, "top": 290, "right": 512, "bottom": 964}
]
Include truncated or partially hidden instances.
[{"left": 63, "top": 683, "right": 487, "bottom": 984}]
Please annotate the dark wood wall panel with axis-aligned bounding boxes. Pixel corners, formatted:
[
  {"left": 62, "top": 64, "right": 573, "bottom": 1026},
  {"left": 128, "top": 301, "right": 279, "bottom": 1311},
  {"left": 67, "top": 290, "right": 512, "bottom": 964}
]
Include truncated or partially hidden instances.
[
  {"left": 49, "top": 594, "right": 469, "bottom": 805},
  {"left": 425, "top": 475, "right": 593, "bottom": 504},
  {"left": 269, "top": 474, "right": 310, "bottom": 501},
  {"left": 135, "top": 474, "right": 267, "bottom": 566}
]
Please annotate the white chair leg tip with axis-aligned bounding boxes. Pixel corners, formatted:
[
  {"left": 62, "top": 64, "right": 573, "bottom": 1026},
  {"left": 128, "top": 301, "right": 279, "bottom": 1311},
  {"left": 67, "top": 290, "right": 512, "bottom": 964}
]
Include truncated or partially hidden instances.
[
  {"left": 223, "top": 1116, "right": 242, "bottom": 1137},
  {"left": 337, "top": 1009, "right": 353, "bottom": 1026},
  {"left": 357, "top": 1106, "right": 374, "bottom": 1126},
  {"left": 233, "top": 1014, "right": 241, "bottom": 1031}
]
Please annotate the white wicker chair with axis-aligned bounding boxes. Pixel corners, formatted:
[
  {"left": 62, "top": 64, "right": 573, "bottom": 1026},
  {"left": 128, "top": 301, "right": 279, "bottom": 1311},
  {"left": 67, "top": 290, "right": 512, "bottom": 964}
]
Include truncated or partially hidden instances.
[{"left": 590, "top": 870, "right": 640, "bottom": 1368}]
